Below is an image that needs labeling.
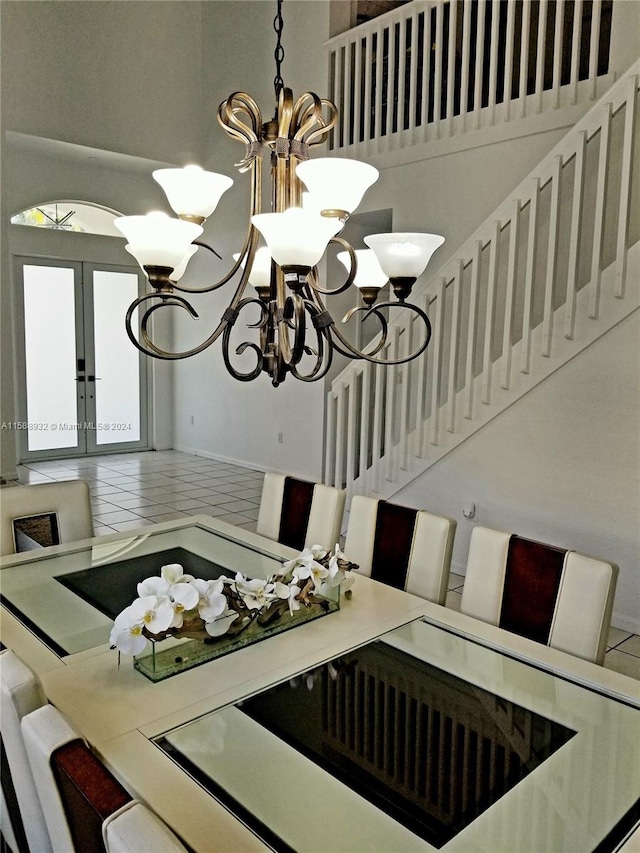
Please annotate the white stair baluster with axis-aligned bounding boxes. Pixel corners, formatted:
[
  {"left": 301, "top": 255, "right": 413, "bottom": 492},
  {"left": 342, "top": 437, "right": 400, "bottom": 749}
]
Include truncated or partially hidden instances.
[
  {"left": 520, "top": 0, "right": 532, "bottom": 119},
  {"left": 535, "top": 0, "right": 548, "bottom": 114},
  {"left": 464, "top": 240, "right": 482, "bottom": 419},
  {"left": 588, "top": 101, "right": 612, "bottom": 319},
  {"left": 542, "top": 155, "right": 563, "bottom": 357},
  {"left": 482, "top": 220, "right": 501, "bottom": 404},
  {"left": 589, "top": 0, "right": 603, "bottom": 100},
  {"left": 615, "top": 76, "right": 638, "bottom": 298},
  {"left": 521, "top": 177, "right": 540, "bottom": 374},
  {"left": 552, "top": 0, "right": 566, "bottom": 109},
  {"left": 503, "top": 0, "right": 517, "bottom": 121},
  {"left": 460, "top": 0, "right": 473, "bottom": 133},
  {"left": 487, "top": 0, "right": 500, "bottom": 125},
  {"left": 501, "top": 199, "right": 521, "bottom": 389},
  {"left": 447, "top": 261, "right": 463, "bottom": 432},
  {"left": 564, "top": 131, "right": 587, "bottom": 339},
  {"left": 429, "top": 278, "right": 446, "bottom": 446},
  {"left": 446, "top": 0, "right": 458, "bottom": 135}
]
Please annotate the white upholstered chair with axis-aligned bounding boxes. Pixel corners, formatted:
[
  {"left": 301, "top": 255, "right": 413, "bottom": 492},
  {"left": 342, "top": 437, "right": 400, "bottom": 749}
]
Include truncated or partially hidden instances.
[
  {"left": 343, "top": 495, "right": 456, "bottom": 604},
  {"left": 257, "top": 472, "right": 346, "bottom": 551},
  {"left": 459, "top": 526, "right": 619, "bottom": 665},
  {"left": 0, "top": 480, "right": 94, "bottom": 556},
  {"left": 0, "top": 648, "right": 52, "bottom": 853},
  {"left": 21, "top": 703, "right": 188, "bottom": 853},
  {"left": 103, "top": 801, "right": 189, "bottom": 853}
]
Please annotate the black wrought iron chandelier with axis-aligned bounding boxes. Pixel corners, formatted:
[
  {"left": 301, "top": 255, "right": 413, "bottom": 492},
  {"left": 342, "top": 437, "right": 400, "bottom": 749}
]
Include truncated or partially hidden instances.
[{"left": 115, "top": 1, "right": 444, "bottom": 387}]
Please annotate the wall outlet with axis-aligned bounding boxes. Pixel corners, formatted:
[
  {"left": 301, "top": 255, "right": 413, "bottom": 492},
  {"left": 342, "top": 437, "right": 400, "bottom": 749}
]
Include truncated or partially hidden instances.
[{"left": 463, "top": 501, "right": 477, "bottom": 520}]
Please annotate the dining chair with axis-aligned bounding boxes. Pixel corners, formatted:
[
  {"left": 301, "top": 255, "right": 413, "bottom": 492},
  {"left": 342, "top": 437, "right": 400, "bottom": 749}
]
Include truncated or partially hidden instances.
[
  {"left": 343, "top": 495, "right": 456, "bottom": 604},
  {"left": 0, "top": 648, "right": 52, "bottom": 853},
  {"left": 256, "top": 472, "right": 346, "bottom": 551},
  {"left": 0, "top": 480, "right": 94, "bottom": 556},
  {"left": 459, "top": 526, "right": 619, "bottom": 664},
  {"left": 21, "top": 703, "right": 188, "bottom": 852}
]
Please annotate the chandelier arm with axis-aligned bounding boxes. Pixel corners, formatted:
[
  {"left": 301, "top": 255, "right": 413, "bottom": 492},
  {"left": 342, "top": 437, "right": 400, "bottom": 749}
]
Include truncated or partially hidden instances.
[
  {"left": 217, "top": 92, "right": 262, "bottom": 145},
  {"left": 336, "top": 305, "right": 389, "bottom": 358},
  {"left": 331, "top": 301, "right": 433, "bottom": 365},
  {"left": 303, "top": 99, "right": 339, "bottom": 147},
  {"left": 306, "top": 238, "right": 357, "bottom": 296},
  {"left": 291, "top": 92, "right": 324, "bottom": 143},
  {"left": 288, "top": 300, "right": 333, "bottom": 382},
  {"left": 221, "top": 297, "right": 268, "bottom": 382},
  {"left": 277, "top": 87, "right": 294, "bottom": 140},
  {"left": 125, "top": 268, "right": 261, "bottom": 360},
  {"left": 191, "top": 239, "right": 223, "bottom": 261},
  {"left": 282, "top": 294, "right": 307, "bottom": 366}
]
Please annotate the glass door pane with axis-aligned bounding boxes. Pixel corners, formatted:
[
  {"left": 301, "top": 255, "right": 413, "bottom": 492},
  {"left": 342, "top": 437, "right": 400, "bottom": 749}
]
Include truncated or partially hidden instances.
[
  {"left": 22, "top": 263, "right": 83, "bottom": 453},
  {"left": 17, "top": 257, "right": 149, "bottom": 463},
  {"left": 91, "top": 270, "right": 142, "bottom": 447}
]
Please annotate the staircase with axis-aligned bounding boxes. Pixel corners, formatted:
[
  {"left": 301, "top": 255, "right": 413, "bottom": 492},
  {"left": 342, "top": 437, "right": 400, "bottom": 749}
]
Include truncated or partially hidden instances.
[{"left": 324, "top": 60, "right": 639, "bottom": 501}]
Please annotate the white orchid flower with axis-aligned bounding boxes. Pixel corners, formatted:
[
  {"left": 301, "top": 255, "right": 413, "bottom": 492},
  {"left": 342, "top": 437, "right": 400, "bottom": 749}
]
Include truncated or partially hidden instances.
[
  {"left": 287, "top": 583, "right": 301, "bottom": 615},
  {"left": 109, "top": 606, "right": 148, "bottom": 655},
  {"left": 160, "top": 563, "right": 195, "bottom": 584},
  {"left": 235, "top": 576, "right": 280, "bottom": 610},
  {"left": 169, "top": 580, "right": 199, "bottom": 613},
  {"left": 325, "top": 544, "right": 348, "bottom": 587},
  {"left": 128, "top": 594, "right": 175, "bottom": 635},
  {"left": 191, "top": 578, "right": 227, "bottom": 622},
  {"left": 137, "top": 575, "right": 170, "bottom": 598},
  {"left": 272, "top": 581, "right": 290, "bottom": 600},
  {"left": 282, "top": 544, "right": 327, "bottom": 576},
  {"left": 308, "top": 561, "right": 329, "bottom": 589},
  {"left": 205, "top": 610, "right": 238, "bottom": 637}
]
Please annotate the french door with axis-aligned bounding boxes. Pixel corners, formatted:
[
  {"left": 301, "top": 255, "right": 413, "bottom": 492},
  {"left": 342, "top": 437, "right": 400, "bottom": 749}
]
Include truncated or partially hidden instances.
[{"left": 15, "top": 257, "right": 149, "bottom": 461}]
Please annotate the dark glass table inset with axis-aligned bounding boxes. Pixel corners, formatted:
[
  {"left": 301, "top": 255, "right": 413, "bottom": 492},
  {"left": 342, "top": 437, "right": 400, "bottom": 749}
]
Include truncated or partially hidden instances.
[
  {"left": 161, "top": 637, "right": 574, "bottom": 849},
  {"left": 157, "top": 619, "right": 640, "bottom": 852}
]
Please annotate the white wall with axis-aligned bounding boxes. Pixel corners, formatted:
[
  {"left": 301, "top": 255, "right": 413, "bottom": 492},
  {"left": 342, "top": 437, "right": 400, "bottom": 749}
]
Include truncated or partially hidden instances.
[
  {"left": 396, "top": 310, "right": 640, "bottom": 633},
  {"left": 1, "top": 0, "right": 207, "bottom": 164}
]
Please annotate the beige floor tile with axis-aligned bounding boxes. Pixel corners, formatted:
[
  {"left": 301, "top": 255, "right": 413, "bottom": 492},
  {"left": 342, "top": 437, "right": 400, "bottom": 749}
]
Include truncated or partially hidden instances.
[
  {"left": 446, "top": 590, "right": 462, "bottom": 611},
  {"left": 607, "top": 626, "right": 634, "bottom": 648},
  {"left": 616, "top": 634, "right": 640, "bottom": 657}
]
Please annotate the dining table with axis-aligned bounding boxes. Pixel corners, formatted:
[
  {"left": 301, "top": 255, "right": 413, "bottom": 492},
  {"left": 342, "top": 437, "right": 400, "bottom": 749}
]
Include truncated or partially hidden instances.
[{"left": 1, "top": 514, "right": 639, "bottom": 852}]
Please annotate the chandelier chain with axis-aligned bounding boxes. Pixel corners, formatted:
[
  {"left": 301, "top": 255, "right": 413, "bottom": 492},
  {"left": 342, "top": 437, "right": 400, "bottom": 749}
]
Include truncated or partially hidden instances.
[{"left": 273, "top": 0, "right": 285, "bottom": 99}]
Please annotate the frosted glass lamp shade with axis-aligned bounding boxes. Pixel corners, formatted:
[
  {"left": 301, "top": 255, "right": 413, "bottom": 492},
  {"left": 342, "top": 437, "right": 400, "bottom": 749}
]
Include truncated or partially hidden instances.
[
  {"left": 170, "top": 246, "right": 199, "bottom": 281},
  {"left": 296, "top": 158, "right": 379, "bottom": 216},
  {"left": 251, "top": 209, "right": 342, "bottom": 269},
  {"left": 336, "top": 249, "right": 388, "bottom": 289},
  {"left": 233, "top": 247, "right": 272, "bottom": 289},
  {"left": 152, "top": 165, "right": 233, "bottom": 219},
  {"left": 115, "top": 212, "right": 202, "bottom": 271},
  {"left": 364, "top": 233, "right": 445, "bottom": 279}
]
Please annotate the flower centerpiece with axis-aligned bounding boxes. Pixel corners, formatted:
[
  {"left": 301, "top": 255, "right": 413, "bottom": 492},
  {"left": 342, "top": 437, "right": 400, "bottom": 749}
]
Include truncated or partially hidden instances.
[{"left": 109, "top": 544, "right": 357, "bottom": 657}]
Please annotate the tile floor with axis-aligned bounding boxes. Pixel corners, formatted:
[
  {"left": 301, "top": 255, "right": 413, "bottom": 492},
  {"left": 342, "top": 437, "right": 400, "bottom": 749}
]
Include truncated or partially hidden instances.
[{"left": 7, "top": 449, "right": 640, "bottom": 681}]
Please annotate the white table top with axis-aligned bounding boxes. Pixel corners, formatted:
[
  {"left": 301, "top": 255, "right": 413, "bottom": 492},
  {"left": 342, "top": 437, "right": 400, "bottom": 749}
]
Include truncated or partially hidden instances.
[{"left": 2, "top": 515, "right": 639, "bottom": 852}]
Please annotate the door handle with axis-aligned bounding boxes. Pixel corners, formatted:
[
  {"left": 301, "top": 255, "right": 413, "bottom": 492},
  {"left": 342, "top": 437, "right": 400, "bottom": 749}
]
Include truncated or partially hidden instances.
[
  {"left": 75, "top": 376, "right": 86, "bottom": 381},
  {"left": 87, "top": 376, "right": 102, "bottom": 382}
]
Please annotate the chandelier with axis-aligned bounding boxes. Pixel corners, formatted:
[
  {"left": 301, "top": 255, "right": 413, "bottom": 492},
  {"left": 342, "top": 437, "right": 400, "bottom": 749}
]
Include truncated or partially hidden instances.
[{"left": 115, "top": 1, "right": 444, "bottom": 387}]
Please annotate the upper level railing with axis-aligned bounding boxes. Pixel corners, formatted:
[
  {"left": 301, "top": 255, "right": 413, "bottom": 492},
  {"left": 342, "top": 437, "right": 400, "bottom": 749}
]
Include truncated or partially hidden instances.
[{"left": 326, "top": 0, "right": 614, "bottom": 154}]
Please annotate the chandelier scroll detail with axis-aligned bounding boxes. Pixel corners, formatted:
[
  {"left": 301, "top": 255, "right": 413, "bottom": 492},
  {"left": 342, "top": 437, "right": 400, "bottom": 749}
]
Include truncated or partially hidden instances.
[{"left": 115, "top": 3, "right": 444, "bottom": 387}]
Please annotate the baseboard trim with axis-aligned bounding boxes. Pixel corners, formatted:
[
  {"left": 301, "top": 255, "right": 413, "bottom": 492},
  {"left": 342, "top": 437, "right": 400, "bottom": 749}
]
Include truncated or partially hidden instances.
[
  {"left": 611, "top": 612, "right": 640, "bottom": 636},
  {"left": 172, "top": 444, "right": 268, "bottom": 475}
]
